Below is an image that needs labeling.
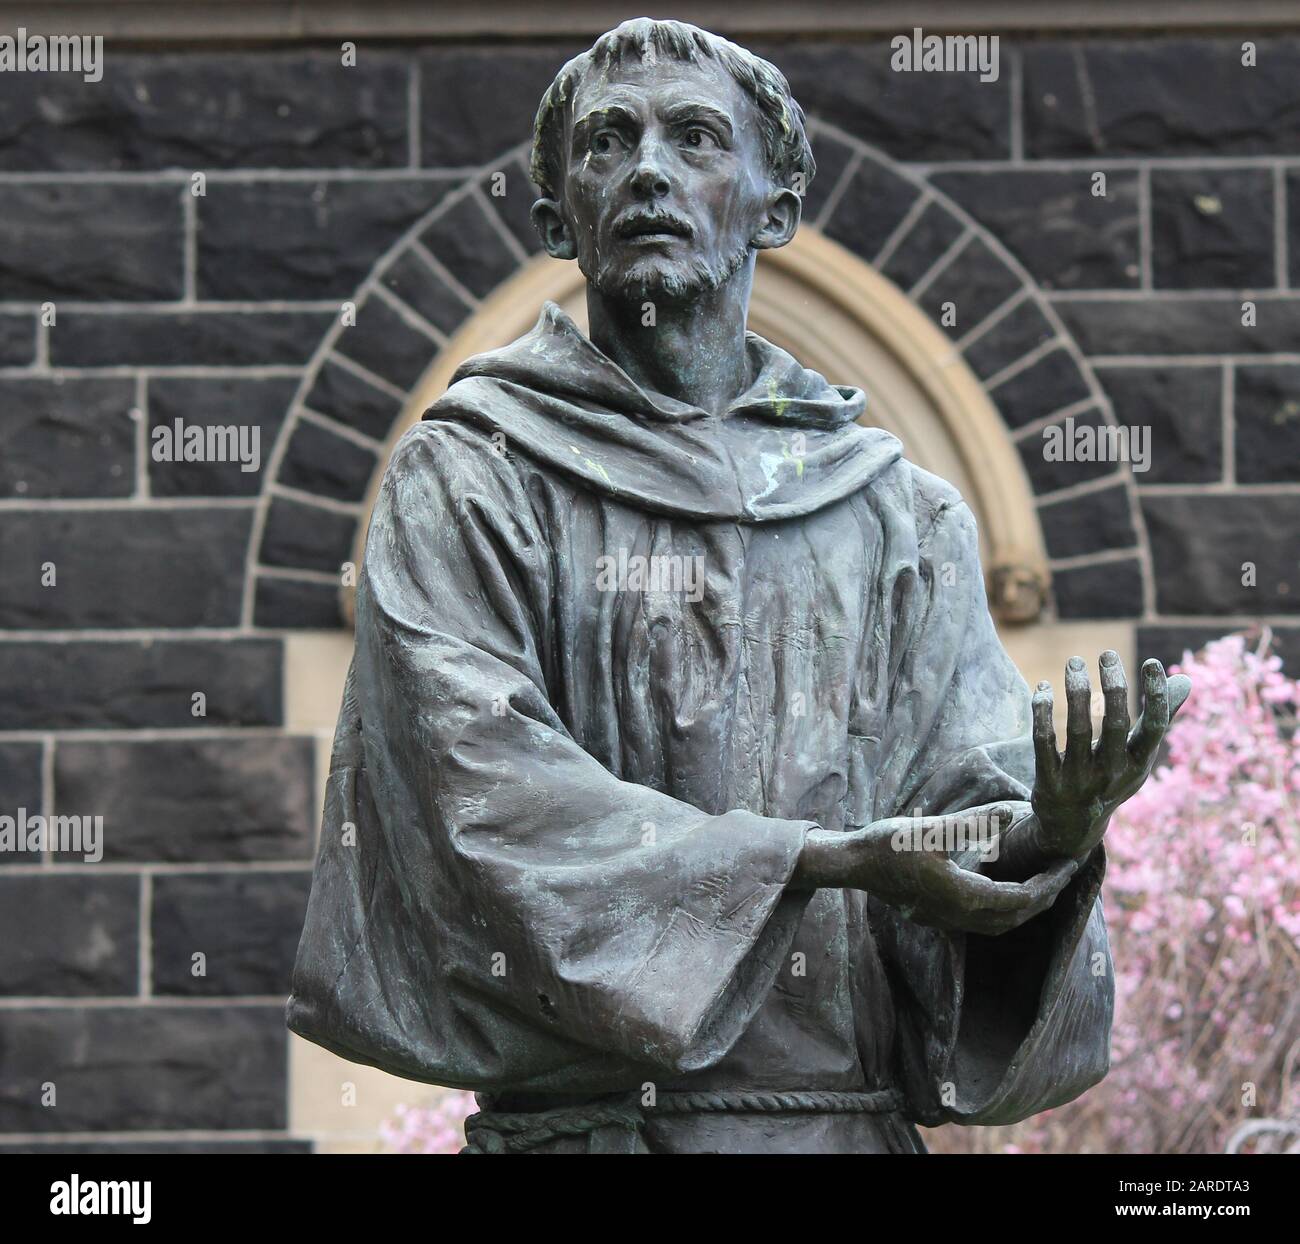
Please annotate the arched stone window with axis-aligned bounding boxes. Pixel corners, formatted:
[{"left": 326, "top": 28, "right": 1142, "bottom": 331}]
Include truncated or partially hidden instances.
[{"left": 257, "top": 132, "right": 1152, "bottom": 692}]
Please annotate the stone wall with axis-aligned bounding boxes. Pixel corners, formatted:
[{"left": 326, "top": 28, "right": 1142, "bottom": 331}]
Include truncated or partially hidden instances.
[{"left": 1, "top": 31, "right": 1297, "bottom": 1149}]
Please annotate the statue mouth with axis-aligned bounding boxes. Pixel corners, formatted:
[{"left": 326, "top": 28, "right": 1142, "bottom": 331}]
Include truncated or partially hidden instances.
[{"left": 615, "top": 213, "right": 693, "bottom": 241}]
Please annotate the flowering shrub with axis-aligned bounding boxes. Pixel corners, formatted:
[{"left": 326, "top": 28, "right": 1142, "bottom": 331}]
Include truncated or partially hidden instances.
[
  {"left": 381, "top": 633, "right": 1300, "bottom": 1155},
  {"left": 379, "top": 1091, "right": 476, "bottom": 1154},
  {"left": 929, "top": 631, "right": 1300, "bottom": 1153}
]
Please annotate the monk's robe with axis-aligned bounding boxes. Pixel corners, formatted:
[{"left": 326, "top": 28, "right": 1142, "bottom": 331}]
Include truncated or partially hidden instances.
[{"left": 288, "top": 302, "right": 1113, "bottom": 1154}]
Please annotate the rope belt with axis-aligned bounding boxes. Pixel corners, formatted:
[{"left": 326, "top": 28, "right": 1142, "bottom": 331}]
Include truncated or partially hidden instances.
[{"left": 461, "top": 1087, "right": 903, "bottom": 1154}]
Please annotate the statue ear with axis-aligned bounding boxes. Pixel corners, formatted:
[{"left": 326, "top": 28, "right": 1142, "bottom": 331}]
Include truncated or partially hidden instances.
[
  {"left": 752, "top": 187, "right": 802, "bottom": 252},
  {"left": 531, "top": 199, "right": 577, "bottom": 260}
]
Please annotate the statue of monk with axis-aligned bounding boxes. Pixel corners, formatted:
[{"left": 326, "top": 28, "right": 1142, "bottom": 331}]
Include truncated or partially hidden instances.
[{"left": 288, "top": 18, "right": 1190, "bottom": 1154}]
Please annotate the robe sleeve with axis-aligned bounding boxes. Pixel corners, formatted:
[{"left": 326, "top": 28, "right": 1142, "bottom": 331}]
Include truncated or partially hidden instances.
[
  {"left": 867, "top": 468, "right": 1114, "bottom": 1126},
  {"left": 290, "top": 421, "right": 814, "bottom": 1089}
]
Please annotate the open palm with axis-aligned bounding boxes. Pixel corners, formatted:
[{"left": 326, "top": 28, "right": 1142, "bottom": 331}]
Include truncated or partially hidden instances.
[{"left": 1030, "top": 651, "right": 1192, "bottom": 861}]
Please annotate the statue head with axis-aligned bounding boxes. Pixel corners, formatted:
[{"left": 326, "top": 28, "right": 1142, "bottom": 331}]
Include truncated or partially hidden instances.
[{"left": 529, "top": 19, "right": 815, "bottom": 304}]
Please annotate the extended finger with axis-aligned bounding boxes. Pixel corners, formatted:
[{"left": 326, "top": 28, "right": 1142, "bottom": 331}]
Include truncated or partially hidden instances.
[
  {"left": 1032, "top": 680, "right": 1060, "bottom": 790},
  {"left": 1098, "top": 650, "right": 1130, "bottom": 778},
  {"left": 966, "top": 858, "right": 1077, "bottom": 934},
  {"left": 937, "top": 803, "right": 1019, "bottom": 869},
  {"left": 1168, "top": 673, "right": 1192, "bottom": 719},
  {"left": 1128, "top": 658, "right": 1169, "bottom": 765},
  {"left": 1026, "top": 857, "right": 1079, "bottom": 901},
  {"left": 941, "top": 862, "right": 1044, "bottom": 915},
  {"left": 950, "top": 802, "right": 1018, "bottom": 835},
  {"left": 1062, "top": 656, "right": 1093, "bottom": 786}
]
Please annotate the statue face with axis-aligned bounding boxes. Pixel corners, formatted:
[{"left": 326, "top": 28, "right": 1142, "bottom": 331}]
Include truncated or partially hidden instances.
[{"left": 555, "top": 56, "right": 781, "bottom": 301}]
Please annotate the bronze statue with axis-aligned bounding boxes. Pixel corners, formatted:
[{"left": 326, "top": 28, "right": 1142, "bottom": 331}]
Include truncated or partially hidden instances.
[{"left": 288, "top": 19, "right": 1189, "bottom": 1154}]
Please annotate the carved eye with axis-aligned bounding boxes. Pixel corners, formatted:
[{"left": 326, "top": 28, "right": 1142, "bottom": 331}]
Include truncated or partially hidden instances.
[
  {"left": 591, "top": 130, "right": 621, "bottom": 155},
  {"left": 683, "top": 128, "right": 710, "bottom": 148}
]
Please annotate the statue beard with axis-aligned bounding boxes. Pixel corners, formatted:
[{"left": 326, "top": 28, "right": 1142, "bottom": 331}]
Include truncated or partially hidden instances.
[{"left": 583, "top": 242, "right": 751, "bottom": 303}]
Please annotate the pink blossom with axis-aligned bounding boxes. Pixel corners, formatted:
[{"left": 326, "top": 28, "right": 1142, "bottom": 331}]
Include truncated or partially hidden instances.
[
  {"left": 379, "top": 1091, "right": 477, "bottom": 1154},
  {"left": 928, "top": 630, "right": 1300, "bottom": 1155}
]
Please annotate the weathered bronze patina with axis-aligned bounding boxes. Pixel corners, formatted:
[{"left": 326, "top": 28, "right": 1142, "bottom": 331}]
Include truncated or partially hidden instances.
[{"left": 288, "top": 19, "right": 1189, "bottom": 1154}]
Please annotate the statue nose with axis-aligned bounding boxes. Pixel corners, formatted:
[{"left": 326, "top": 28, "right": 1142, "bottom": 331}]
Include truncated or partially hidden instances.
[{"left": 630, "top": 160, "right": 671, "bottom": 198}]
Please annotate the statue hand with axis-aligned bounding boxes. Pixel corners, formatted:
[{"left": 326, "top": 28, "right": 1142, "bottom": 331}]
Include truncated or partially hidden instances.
[
  {"left": 1030, "top": 652, "right": 1191, "bottom": 862},
  {"left": 794, "top": 804, "right": 1078, "bottom": 936}
]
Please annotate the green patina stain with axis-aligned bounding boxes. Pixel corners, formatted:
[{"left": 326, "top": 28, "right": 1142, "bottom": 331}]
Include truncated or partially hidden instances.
[
  {"left": 767, "top": 376, "right": 790, "bottom": 421},
  {"left": 780, "top": 436, "right": 805, "bottom": 477},
  {"left": 572, "top": 443, "right": 612, "bottom": 484}
]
